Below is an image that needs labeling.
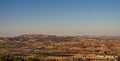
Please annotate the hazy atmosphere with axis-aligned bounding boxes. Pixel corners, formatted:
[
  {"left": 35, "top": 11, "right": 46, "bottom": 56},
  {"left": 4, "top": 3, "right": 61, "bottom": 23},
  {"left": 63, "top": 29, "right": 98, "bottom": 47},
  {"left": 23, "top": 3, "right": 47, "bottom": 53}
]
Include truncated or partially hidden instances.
[
  {"left": 0, "top": 0, "right": 120, "bottom": 37},
  {"left": 1, "top": 0, "right": 120, "bottom": 61}
]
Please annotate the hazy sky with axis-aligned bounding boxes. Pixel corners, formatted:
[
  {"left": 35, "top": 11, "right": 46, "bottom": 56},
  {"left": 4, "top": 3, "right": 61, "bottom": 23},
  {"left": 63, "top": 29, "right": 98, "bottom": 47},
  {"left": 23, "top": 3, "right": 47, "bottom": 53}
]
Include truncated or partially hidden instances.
[{"left": 0, "top": 0, "right": 120, "bottom": 37}]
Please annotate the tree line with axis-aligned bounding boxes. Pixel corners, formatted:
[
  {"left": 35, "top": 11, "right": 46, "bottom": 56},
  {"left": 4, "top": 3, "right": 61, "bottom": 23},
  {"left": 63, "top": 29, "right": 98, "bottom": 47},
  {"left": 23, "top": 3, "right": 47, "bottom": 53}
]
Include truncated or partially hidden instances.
[{"left": 0, "top": 54, "right": 39, "bottom": 61}]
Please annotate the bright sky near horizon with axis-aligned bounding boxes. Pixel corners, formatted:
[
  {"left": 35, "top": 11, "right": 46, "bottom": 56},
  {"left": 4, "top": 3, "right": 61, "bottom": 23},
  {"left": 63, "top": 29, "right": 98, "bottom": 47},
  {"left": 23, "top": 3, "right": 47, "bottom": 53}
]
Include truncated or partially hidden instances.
[{"left": 0, "top": 0, "right": 120, "bottom": 37}]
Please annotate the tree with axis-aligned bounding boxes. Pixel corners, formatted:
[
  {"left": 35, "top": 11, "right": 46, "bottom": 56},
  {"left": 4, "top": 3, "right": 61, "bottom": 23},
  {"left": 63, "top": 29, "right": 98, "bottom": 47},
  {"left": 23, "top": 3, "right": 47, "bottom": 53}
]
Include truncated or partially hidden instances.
[
  {"left": 13, "top": 57, "right": 24, "bottom": 61},
  {"left": 26, "top": 58, "right": 39, "bottom": 61}
]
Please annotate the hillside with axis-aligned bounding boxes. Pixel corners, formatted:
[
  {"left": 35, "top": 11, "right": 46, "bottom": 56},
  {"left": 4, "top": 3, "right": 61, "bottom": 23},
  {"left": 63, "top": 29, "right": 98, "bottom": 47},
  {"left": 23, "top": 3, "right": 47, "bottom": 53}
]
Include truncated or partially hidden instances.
[{"left": 0, "top": 34, "right": 120, "bottom": 61}]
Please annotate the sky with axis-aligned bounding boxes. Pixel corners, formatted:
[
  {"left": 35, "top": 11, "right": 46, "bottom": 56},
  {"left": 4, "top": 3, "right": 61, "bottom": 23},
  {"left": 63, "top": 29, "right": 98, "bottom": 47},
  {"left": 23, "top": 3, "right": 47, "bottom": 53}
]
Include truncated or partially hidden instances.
[{"left": 0, "top": 0, "right": 120, "bottom": 37}]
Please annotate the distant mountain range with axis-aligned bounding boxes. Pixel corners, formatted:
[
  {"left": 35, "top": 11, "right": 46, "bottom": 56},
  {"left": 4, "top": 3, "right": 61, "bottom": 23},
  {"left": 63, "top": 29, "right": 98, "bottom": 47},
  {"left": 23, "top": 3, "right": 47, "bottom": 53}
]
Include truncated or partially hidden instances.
[{"left": 0, "top": 34, "right": 120, "bottom": 42}]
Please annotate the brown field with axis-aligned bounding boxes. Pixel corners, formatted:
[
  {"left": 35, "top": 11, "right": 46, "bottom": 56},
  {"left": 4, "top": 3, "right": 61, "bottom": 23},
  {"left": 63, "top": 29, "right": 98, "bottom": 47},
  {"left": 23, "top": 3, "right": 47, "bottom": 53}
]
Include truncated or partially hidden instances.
[{"left": 0, "top": 34, "right": 120, "bottom": 61}]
